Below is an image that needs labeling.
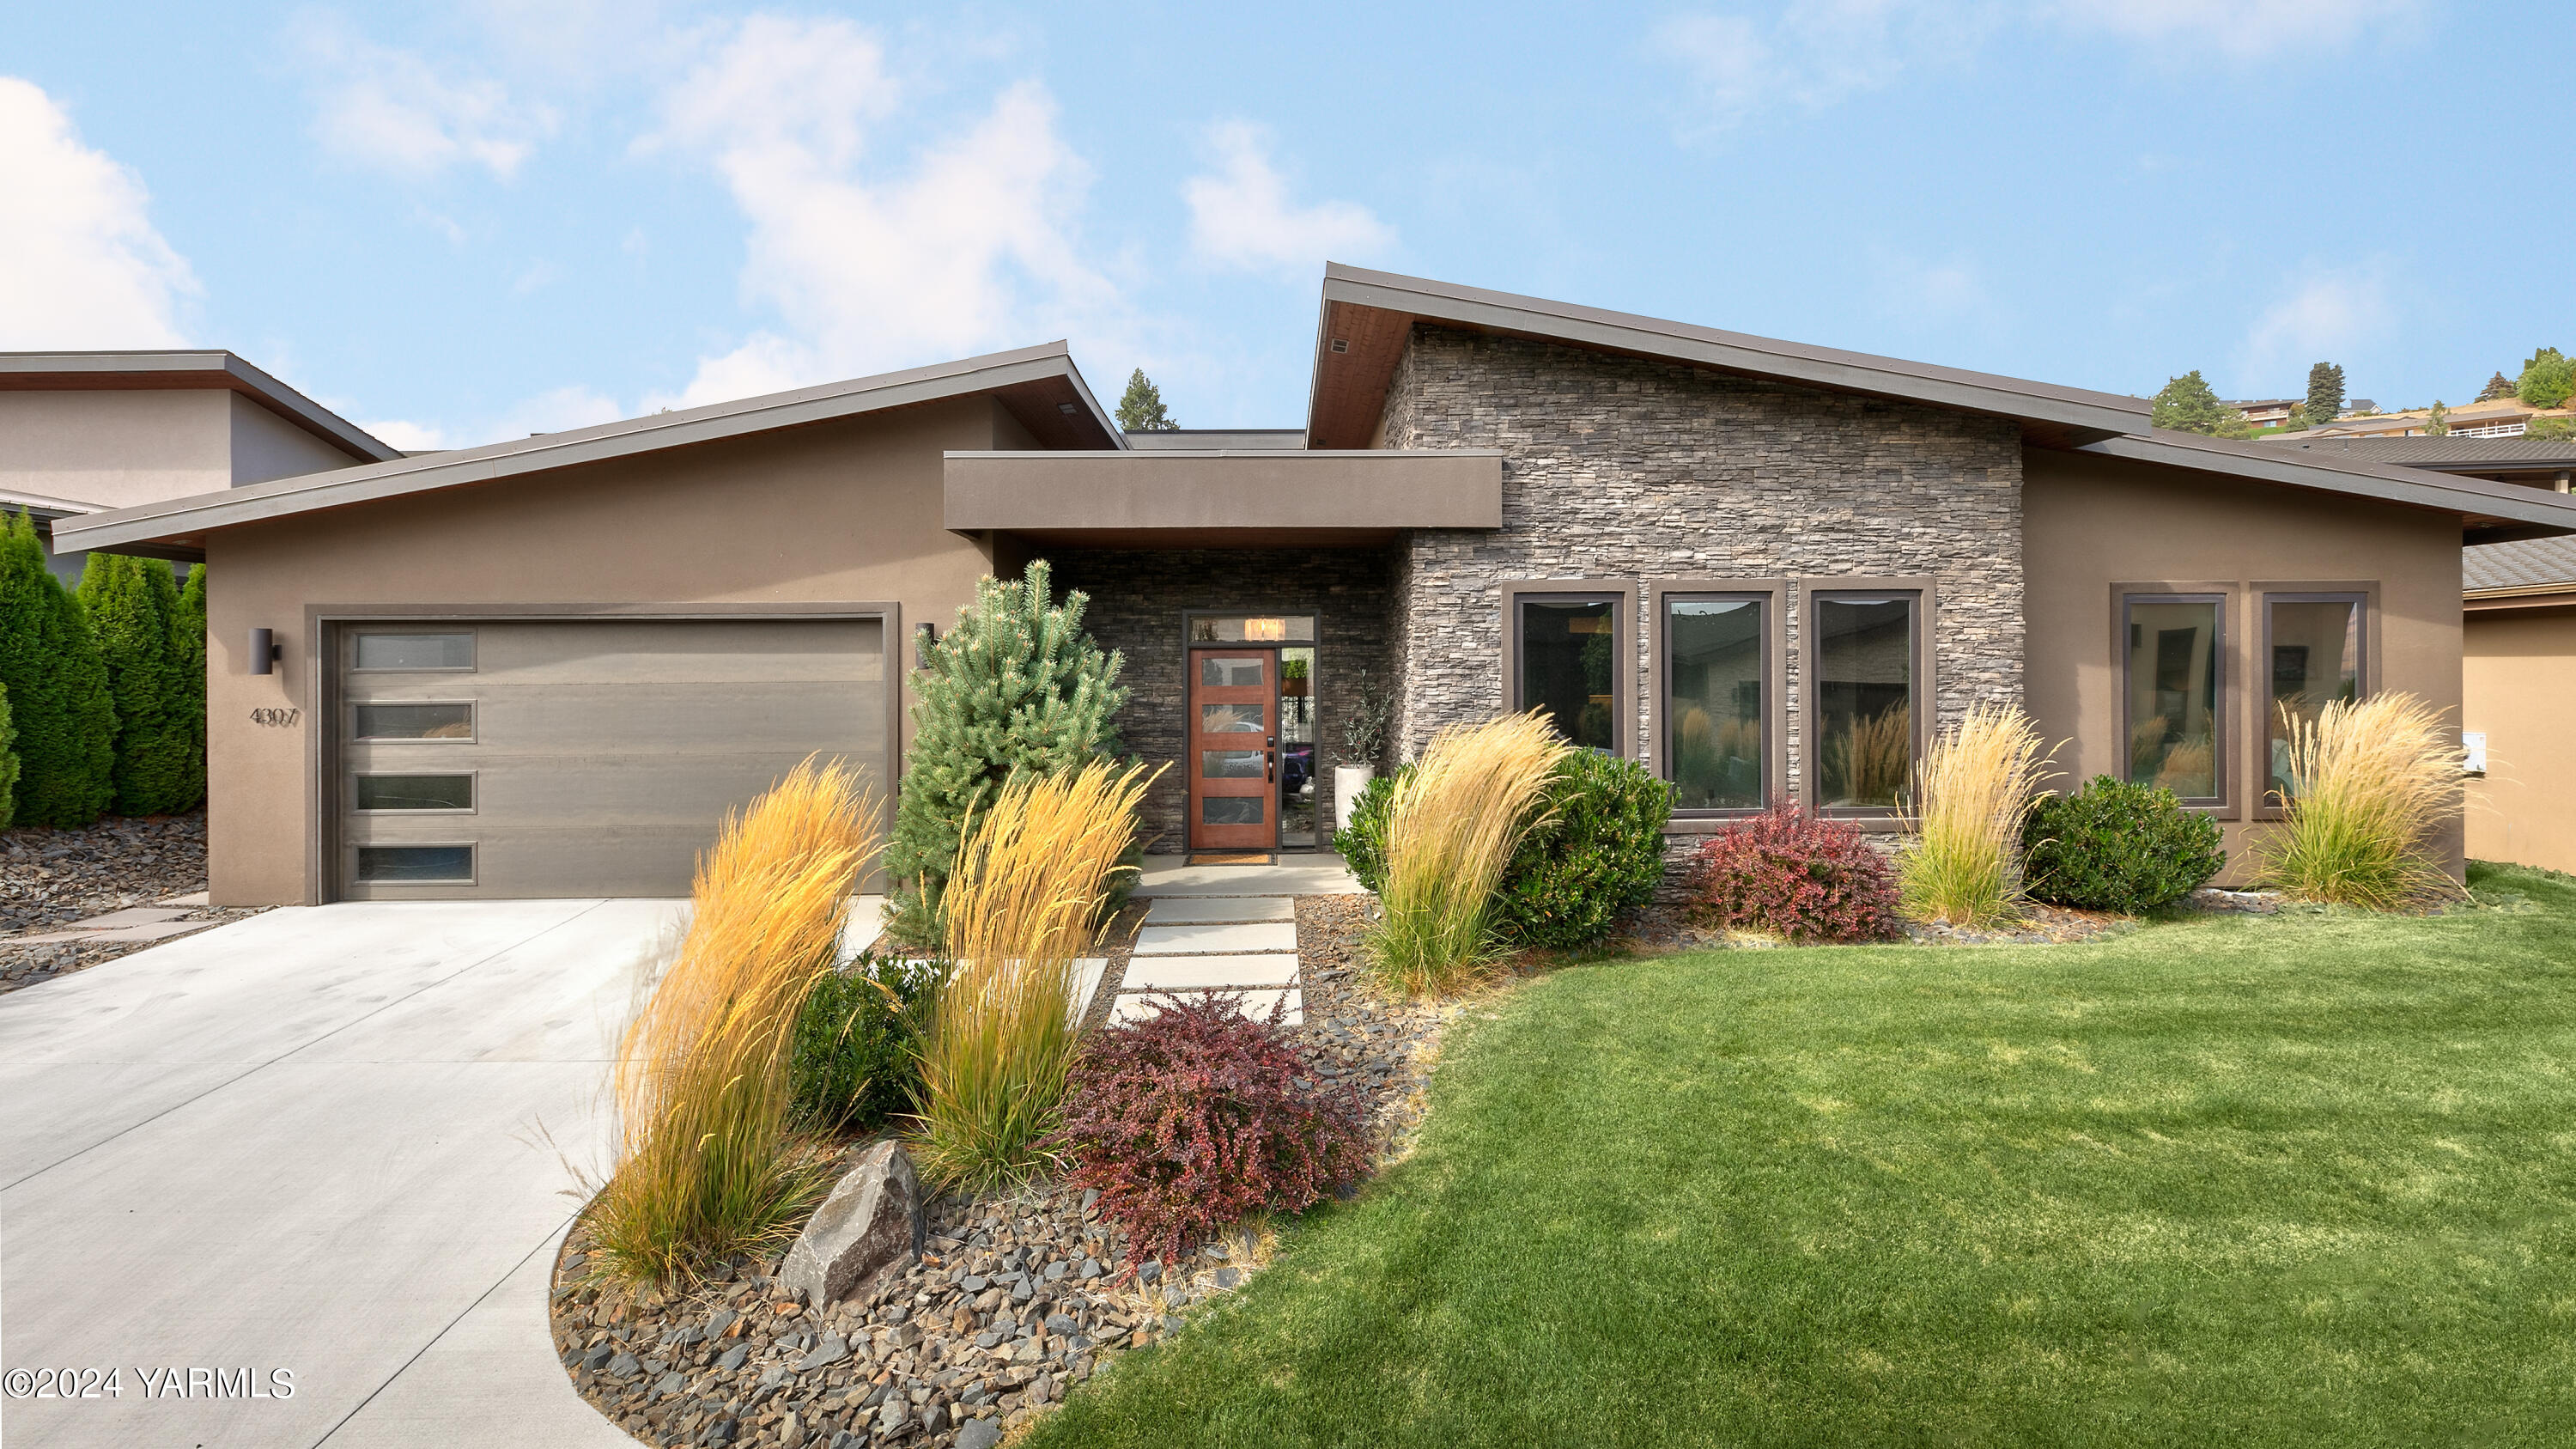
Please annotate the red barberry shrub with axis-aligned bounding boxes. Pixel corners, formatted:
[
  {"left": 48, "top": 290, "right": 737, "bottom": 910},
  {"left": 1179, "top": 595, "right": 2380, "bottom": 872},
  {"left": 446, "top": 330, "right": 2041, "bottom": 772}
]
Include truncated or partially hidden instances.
[
  {"left": 1685, "top": 799, "right": 1900, "bottom": 944},
  {"left": 1045, "top": 994, "right": 1369, "bottom": 1266}
]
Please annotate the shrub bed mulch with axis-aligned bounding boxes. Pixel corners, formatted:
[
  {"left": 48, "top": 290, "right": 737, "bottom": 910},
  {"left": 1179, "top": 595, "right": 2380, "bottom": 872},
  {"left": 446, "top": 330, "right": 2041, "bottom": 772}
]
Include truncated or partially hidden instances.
[
  {"left": 549, "top": 892, "right": 1455, "bottom": 1449},
  {"left": 0, "top": 811, "right": 266, "bottom": 996}
]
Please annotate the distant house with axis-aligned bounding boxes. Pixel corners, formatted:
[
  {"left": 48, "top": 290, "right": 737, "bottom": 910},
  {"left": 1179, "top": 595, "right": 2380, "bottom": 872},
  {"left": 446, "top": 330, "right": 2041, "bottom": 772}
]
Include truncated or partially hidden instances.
[
  {"left": 2287, "top": 398, "right": 2576, "bottom": 441},
  {"left": 2228, "top": 399, "right": 2301, "bottom": 429}
]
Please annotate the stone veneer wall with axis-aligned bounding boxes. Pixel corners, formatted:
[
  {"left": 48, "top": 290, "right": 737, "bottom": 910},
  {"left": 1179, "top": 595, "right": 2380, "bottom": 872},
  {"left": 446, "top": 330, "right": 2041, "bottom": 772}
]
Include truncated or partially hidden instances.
[
  {"left": 1377, "top": 325, "right": 2026, "bottom": 812},
  {"left": 1048, "top": 548, "right": 1397, "bottom": 854}
]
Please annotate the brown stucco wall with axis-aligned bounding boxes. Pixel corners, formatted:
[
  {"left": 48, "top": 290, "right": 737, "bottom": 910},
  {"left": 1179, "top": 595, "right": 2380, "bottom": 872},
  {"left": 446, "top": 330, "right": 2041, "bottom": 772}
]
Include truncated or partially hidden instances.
[
  {"left": 2464, "top": 602, "right": 2576, "bottom": 874},
  {"left": 202, "top": 396, "right": 1024, "bottom": 905},
  {"left": 2023, "top": 447, "right": 2465, "bottom": 884}
]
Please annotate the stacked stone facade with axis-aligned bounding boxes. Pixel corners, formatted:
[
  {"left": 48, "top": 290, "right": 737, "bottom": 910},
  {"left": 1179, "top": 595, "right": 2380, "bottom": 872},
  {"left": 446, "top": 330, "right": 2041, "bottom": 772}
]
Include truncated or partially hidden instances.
[
  {"left": 1377, "top": 325, "right": 2026, "bottom": 803},
  {"left": 1049, "top": 548, "right": 1396, "bottom": 853}
]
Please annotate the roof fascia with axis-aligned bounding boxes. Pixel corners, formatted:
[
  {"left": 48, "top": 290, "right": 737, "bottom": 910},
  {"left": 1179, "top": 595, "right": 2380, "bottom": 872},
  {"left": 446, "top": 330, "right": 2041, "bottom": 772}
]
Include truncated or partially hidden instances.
[
  {"left": 58, "top": 344, "right": 1101, "bottom": 552},
  {"left": 2074, "top": 430, "right": 2576, "bottom": 533},
  {"left": 0, "top": 350, "right": 400, "bottom": 463},
  {"left": 1307, "top": 264, "right": 2152, "bottom": 440}
]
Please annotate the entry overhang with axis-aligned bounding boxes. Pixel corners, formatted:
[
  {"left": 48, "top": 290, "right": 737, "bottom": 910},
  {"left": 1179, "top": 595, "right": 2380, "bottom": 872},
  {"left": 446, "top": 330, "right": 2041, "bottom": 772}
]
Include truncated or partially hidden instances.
[{"left": 943, "top": 448, "right": 1504, "bottom": 548}]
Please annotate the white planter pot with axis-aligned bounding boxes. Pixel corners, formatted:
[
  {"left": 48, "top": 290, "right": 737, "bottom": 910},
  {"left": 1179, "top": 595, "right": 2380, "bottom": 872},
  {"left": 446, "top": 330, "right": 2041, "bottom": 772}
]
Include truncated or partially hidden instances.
[{"left": 1333, "top": 764, "right": 1376, "bottom": 836}]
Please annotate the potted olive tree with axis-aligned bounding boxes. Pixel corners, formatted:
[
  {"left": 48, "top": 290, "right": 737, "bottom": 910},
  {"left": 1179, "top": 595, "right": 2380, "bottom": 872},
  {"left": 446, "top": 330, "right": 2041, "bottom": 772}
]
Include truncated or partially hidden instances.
[{"left": 1335, "top": 667, "right": 1394, "bottom": 835}]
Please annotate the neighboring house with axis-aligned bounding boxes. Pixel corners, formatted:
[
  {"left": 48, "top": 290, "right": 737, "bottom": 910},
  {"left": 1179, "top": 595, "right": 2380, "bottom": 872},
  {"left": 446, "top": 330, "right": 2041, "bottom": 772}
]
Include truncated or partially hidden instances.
[
  {"left": 55, "top": 266, "right": 2576, "bottom": 906},
  {"left": 2291, "top": 398, "right": 2576, "bottom": 440},
  {"left": 1, "top": 351, "right": 398, "bottom": 582},
  {"left": 2228, "top": 399, "right": 2301, "bottom": 429},
  {"left": 2461, "top": 538, "right": 2576, "bottom": 874}
]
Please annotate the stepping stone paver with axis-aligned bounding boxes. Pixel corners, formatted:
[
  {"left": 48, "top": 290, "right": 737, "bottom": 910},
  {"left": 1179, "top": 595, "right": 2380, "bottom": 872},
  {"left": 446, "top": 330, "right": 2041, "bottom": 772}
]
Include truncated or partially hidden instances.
[
  {"left": 1121, "top": 954, "right": 1301, "bottom": 990},
  {"left": 1139, "top": 896, "right": 1296, "bottom": 925},
  {"left": 77, "top": 907, "right": 193, "bottom": 928},
  {"left": 1115, "top": 988, "right": 1301, "bottom": 1027},
  {"left": 1133, "top": 921, "right": 1298, "bottom": 956}
]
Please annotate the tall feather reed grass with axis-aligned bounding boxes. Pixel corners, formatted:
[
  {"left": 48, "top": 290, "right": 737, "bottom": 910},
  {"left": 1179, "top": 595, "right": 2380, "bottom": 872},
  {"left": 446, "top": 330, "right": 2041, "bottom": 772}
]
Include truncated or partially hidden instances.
[
  {"left": 1364, "top": 712, "right": 1572, "bottom": 997},
  {"left": 2255, "top": 691, "right": 2464, "bottom": 910},
  {"left": 1899, "top": 703, "right": 2056, "bottom": 926},
  {"left": 914, "top": 759, "right": 1158, "bottom": 1191},
  {"left": 589, "top": 759, "right": 881, "bottom": 1286}
]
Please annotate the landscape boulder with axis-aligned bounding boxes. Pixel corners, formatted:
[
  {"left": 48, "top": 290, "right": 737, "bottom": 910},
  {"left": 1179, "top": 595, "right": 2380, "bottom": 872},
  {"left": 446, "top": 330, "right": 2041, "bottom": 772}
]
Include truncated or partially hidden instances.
[{"left": 781, "top": 1140, "right": 924, "bottom": 1308}]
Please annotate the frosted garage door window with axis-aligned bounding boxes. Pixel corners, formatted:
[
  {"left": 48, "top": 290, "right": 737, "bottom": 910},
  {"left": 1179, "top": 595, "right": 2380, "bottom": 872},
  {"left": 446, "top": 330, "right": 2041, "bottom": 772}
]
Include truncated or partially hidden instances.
[
  {"left": 353, "top": 703, "right": 473, "bottom": 740},
  {"left": 355, "top": 845, "right": 475, "bottom": 883},
  {"left": 355, "top": 633, "right": 475, "bottom": 670}
]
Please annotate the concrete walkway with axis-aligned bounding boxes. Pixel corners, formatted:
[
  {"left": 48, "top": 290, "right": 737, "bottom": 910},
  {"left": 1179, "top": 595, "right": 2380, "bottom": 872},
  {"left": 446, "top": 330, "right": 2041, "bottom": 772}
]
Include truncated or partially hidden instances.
[
  {"left": 1110, "top": 853, "right": 1364, "bottom": 1026},
  {"left": 0, "top": 900, "right": 671, "bottom": 1449}
]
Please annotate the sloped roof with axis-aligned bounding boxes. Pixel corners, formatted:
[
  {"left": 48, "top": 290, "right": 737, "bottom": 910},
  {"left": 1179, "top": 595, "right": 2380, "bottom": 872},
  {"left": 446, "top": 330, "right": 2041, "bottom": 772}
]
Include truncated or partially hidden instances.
[
  {"left": 58, "top": 343, "right": 1117, "bottom": 553},
  {"left": 2075, "top": 429, "right": 2576, "bottom": 535},
  {"left": 2275, "top": 436, "right": 2576, "bottom": 468},
  {"left": 2465, "top": 536, "right": 2576, "bottom": 594},
  {"left": 0, "top": 350, "right": 399, "bottom": 463}
]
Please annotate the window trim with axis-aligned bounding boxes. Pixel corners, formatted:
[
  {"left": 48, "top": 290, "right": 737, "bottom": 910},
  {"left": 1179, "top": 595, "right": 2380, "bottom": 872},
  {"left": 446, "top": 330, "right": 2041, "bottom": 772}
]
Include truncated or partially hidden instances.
[
  {"left": 349, "top": 699, "right": 478, "bottom": 744},
  {"left": 2253, "top": 584, "right": 2376, "bottom": 820},
  {"left": 349, "top": 841, "right": 478, "bottom": 886},
  {"left": 1648, "top": 579, "right": 1788, "bottom": 825},
  {"left": 1801, "top": 577, "right": 1935, "bottom": 821},
  {"left": 349, "top": 770, "right": 478, "bottom": 815},
  {"left": 1500, "top": 580, "right": 1638, "bottom": 759},
  {"left": 347, "top": 629, "right": 477, "bottom": 673},
  {"left": 2112, "top": 583, "right": 2236, "bottom": 815}
]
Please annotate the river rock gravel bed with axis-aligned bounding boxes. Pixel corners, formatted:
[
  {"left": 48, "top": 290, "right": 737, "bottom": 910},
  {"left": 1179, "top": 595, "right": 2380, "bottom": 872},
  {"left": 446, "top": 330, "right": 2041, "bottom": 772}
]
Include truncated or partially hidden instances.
[
  {"left": 0, "top": 812, "right": 264, "bottom": 995},
  {"left": 553, "top": 890, "right": 1459, "bottom": 1448}
]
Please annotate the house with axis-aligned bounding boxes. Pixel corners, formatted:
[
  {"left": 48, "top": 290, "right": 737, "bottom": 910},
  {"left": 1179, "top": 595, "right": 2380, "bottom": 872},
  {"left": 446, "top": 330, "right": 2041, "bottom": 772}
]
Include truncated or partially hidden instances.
[
  {"left": 53, "top": 266, "right": 2576, "bottom": 905},
  {"left": 1, "top": 351, "right": 398, "bottom": 583},
  {"left": 2462, "top": 536, "right": 2576, "bottom": 873},
  {"left": 2289, "top": 398, "right": 2576, "bottom": 441},
  {"left": 2228, "top": 399, "right": 2301, "bottom": 429}
]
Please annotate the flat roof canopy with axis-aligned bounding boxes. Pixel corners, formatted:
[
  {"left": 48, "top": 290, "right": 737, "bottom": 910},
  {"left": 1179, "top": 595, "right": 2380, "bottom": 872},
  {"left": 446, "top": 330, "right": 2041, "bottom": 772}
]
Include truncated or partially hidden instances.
[{"left": 943, "top": 449, "right": 1504, "bottom": 548}]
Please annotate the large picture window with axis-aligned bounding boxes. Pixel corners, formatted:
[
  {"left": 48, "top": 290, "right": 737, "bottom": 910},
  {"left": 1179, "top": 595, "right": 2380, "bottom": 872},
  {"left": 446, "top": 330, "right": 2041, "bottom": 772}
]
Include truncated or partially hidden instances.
[
  {"left": 2123, "top": 593, "right": 2227, "bottom": 804},
  {"left": 1663, "top": 594, "right": 1768, "bottom": 810},
  {"left": 2263, "top": 593, "right": 2366, "bottom": 807},
  {"left": 1811, "top": 591, "right": 1919, "bottom": 812},
  {"left": 1513, "top": 593, "right": 1623, "bottom": 753}
]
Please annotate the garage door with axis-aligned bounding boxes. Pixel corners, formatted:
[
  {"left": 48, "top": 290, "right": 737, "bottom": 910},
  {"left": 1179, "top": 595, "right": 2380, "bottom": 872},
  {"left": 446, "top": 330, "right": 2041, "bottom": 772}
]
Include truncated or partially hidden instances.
[{"left": 333, "top": 617, "right": 887, "bottom": 900}]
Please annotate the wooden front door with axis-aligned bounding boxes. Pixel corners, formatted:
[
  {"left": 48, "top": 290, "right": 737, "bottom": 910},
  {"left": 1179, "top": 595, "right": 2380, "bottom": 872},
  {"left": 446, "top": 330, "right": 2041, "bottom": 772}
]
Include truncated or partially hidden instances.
[{"left": 1187, "top": 648, "right": 1277, "bottom": 849}]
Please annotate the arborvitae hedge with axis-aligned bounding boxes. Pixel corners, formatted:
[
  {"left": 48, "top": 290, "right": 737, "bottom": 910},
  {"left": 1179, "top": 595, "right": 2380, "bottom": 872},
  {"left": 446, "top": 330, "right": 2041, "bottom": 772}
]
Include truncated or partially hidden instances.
[
  {"left": 78, "top": 552, "right": 201, "bottom": 816},
  {"left": 0, "top": 513, "right": 116, "bottom": 826},
  {"left": 177, "top": 562, "right": 208, "bottom": 796},
  {"left": 0, "top": 680, "right": 20, "bottom": 831}
]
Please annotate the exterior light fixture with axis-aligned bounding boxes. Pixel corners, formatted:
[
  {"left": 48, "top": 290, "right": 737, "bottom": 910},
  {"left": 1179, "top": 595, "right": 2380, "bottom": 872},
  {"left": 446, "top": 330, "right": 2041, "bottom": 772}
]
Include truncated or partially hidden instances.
[
  {"left": 248, "top": 628, "right": 282, "bottom": 675},
  {"left": 1243, "top": 618, "right": 1287, "bottom": 642}
]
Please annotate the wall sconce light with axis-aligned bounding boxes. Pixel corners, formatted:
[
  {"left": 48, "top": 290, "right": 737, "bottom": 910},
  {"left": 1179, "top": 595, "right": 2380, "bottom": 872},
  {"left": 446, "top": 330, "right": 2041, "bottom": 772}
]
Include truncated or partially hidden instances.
[
  {"left": 914, "top": 621, "right": 939, "bottom": 670},
  {"left": 248, "top": 628, "right": 283, "bottom": 676}
]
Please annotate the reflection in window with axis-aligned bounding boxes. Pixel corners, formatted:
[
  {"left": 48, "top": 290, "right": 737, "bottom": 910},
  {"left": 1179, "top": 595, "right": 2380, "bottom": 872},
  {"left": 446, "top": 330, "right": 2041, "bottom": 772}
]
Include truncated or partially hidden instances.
[
  {"left": 1189, "top": 616, "right": 1315, "bottom": 642},
  {"left": 353, "top": 702, "right": 473, "bottom": 740},
  {"left": 2126, "top": 597, "right": 2222, "bottom": 801},
  {"left": 1813, "top": 595, "right": 1914, "bottom": 809},
  {"left": 1518, "top": 598, "right": 1617, "bottom": 752},
  {"left": 1278, "top": 646, "right": 1317, "bottom": 849},
  {"left": 355, "top": 633, "right": 474, "bottom": 670},
  {"left": 356, "top": 844, "right": 474, "bottom": 882},
  {"left": 1200, "top": 751, "right": 1266, "bottom": 779},
  {"left": 1198, "top": 656, "right": 1267, "bottom": 687},
  {"left": 355, "top": 774, "right": 474, "bottom": 811},
  {"left": 2267, "top": 597, "right": 2361, "bottom": 804},
  {"left": 1199, "top": 703, "right": 1265, "bottom": 734},
  {"left": 1666, "top": 598, "right": 1764, "bottom": 809},
  {"left": 1200, "top": 797, "right": 1264, "bottom": 825}
]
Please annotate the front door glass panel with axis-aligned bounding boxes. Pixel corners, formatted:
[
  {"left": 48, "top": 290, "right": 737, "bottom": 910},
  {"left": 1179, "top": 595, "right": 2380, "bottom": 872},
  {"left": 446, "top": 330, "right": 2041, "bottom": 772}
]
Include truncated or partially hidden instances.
[{"left": 1187, "top": 645, "right": 1278, "bottom": 849}]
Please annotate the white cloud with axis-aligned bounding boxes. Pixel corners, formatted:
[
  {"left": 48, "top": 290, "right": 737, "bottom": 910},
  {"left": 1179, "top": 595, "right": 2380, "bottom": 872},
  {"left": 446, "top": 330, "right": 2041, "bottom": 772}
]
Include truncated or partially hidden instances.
[
  {"left": 2048, "top": 0, "right": 2418, "bottom": 60},
  {"left": 0, "top": 76, "right": 197, "bottom": 348},
  {"left": 2236, "top": 261, "right": 2396, "bottom": 389},
  {"left": 1870, "top": 249, "right": 1991, "bottom": 328},
  {"left": 494, "top": 384, "right": 625, "bottom": 437},
  {"left": 1656, "top": 1, "right": 1996, "bottom": 133},
  {"left": 358, "top": 417, "right": 448, "bottom": 451},
  {"left": 302, "top": 20, "right": 556, "bottom": 180},
  {"left": 642, "top": 15, "right": 1121, "bottom": 408},
  {"left": 1182, "top": 122, "right": 1394, "bottom": 277}
]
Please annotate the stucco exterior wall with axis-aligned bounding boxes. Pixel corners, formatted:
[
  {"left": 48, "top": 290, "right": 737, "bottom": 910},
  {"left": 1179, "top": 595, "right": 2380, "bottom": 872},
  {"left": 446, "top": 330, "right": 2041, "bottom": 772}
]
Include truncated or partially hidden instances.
[
  {"left": 200, "top": 396, "right": 1024, "bottom": 905},
  {"left": 2464, "top": 604, "right": 2576, "bottom": 874},
  {"left": 0, "top": 390, "right": 234, "bottom": 507},
  {"left": 1048, "top": 547, "right": 1397, "bottom": 851},
  {"left": 227, "top": 393, "right": 373, "bottom": 485},
  {"left": 1374, "top": 325, "right": 2026, "bottom": 795},
  {"left": 2022, "top": 447, "right": 2466, "bottom": 883}
]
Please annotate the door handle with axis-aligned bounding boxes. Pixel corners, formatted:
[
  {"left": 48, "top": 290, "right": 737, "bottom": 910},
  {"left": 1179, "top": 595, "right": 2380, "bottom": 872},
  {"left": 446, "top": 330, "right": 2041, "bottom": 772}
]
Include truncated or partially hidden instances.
[{"left": 1267, "top": 736, "right": 1276, "bottom": 782}]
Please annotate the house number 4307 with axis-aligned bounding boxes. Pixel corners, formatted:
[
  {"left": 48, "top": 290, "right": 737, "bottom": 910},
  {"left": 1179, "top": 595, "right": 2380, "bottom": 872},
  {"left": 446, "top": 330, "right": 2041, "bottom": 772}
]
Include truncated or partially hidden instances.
[{"left": 250, "top": 708, "right": 301, "bottom": 728}]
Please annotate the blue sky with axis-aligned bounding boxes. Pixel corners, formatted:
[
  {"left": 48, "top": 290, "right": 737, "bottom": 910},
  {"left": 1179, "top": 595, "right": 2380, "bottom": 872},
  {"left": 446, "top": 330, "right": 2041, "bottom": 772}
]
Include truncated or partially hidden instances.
[{"left": 3, "top": 1, "right": 2565, "bottom": 448}]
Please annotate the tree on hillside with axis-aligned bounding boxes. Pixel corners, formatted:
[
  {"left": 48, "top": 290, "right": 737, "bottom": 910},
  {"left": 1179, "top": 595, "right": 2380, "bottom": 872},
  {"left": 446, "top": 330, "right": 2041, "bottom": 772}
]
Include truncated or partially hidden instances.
[
  {"left": 2149, "top": 372, "right": 2254, "bottom": 438},
  {"left": 883, "top": 559, "right": 1132, "bottom": 944},
  {"left": 0, "top": 513, "right": 116, "bottom": 826},
  {"left": 1115, "top": 369, "right": 1177, "bottom": 432},
  {"left": 77, "top": 553, "right": 200, "bottom": 815},
  {"left": 2424, "top": 400, "right": 2450, "bottom": 435},
  {"left": 2476, "top": 371, "right": 2516, "bottom": 403},
  {"left": 2518, "top": 348, "right": 2573, "bottom": 409},
  {"left": 2306, "top": 362, "right": 2347, "bottom": 427}
]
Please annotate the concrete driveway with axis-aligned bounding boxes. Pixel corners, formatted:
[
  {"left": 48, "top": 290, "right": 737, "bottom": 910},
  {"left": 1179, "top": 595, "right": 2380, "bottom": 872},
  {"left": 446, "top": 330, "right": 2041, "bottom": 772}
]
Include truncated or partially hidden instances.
[{"left": 0, "top": 900, "right": 675, "bottom": 1449}]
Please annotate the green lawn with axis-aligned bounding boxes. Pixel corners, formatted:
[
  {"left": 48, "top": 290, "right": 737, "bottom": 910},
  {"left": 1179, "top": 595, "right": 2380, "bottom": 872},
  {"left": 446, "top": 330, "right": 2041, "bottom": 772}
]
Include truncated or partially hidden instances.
[{"left": 1030, "top": 864, "right": 2576, "bottom": 1447}]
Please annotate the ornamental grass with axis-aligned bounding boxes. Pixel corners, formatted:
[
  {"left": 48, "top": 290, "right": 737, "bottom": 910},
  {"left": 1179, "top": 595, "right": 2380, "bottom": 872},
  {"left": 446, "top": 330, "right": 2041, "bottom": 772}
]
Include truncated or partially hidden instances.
[
  {"left": 2254, "top": 691, "right": 2464, "bottom": 910},
  {"left": 589, "top": 758, "right": 881, "bottom": 1287},
  {"left": 914, "top": 759, "right": 1158, "bottom": 1192},
  {"left": 1364, "top": 712, "right": 1571, "bottom": 997},
  {"left": 1899, "top": 703, "right": 2057, "bottom": 927}
]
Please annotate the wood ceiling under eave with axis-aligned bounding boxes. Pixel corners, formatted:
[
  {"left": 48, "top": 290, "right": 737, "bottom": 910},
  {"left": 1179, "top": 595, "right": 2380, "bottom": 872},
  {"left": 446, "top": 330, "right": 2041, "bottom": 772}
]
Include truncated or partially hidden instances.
[
  {"left": 1308, "top": 300, "right": 1420, "bottom": 449},
  {"left": 991, "top": 374, "right": 1119, "bottom": 449}
]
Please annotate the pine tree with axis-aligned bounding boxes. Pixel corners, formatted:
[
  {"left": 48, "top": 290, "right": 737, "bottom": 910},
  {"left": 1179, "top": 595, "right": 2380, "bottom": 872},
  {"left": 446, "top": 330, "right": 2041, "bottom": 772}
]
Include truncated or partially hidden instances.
[
  {"left": 0, "top": 512, "right": 116, "bottom": 826},
  {"left": 1115, "top": 369, "right": 1177, "bottom": 431},
  {"left": 2306, "top": 362, "right": 2346, "bottom": 426},
  {"left": 884, "top": 559, "right": 1132, "bottom": 941},
  {"left": 175, "top": 563, "right": 208, "bottom": 803},
  {"left": 2149, "top": 371, "right": 2251, "bottom": 436},
  {"left": 78, "top": 553, "right": 199, "bottom": 815},
  {"left": 2476, "top": 371, "right": 2516, "bottom": 403},
  {"left": 2424, "top": 400, "right": 2450, "bottom": 435},
  {"left": 0, "top": 680, "right": 20, "bottom": 830}
]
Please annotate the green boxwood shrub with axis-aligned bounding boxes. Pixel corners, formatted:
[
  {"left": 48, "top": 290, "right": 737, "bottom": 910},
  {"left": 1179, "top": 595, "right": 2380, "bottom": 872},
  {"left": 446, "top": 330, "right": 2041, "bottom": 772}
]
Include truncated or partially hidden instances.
[
  {"left": 2020, "top": 776, "right": 2224, "bottom": 912},
  {"left": 1334, "top": 750, "right": 1673, "bottom": 950},
  {"left": 789, "top": 950, "right": 947, "bottom": 1135}
]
